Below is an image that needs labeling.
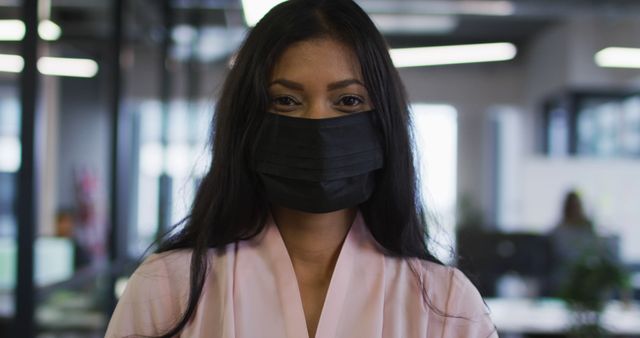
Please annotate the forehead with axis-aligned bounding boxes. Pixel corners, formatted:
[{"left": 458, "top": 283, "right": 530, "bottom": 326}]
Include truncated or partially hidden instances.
[{"left": 270, "top": 38, "right": 363, "bottom": 82}]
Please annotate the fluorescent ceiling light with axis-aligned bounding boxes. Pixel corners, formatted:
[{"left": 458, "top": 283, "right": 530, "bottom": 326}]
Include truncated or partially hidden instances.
[
  {"left": 371, "top": 14, "right": 458, "bottom": 34},
  {"left": 38, "top": 20, "right": 61, "bottom": 41},
  {"left": 457, "top": 1, "right": 514, "bottom": 16},
  {"left": 362, "top": 1, "right": 514, "bottom": 17},
  {"left": 0, "top": 20, "right": 25, "bottom": 41},
  {"left": 390, "top": 42, "right": 517, "bottom": 68},
  {"left": 0, "top": 55, "right": 98, "bottom": 77},
  {"left": 595, "top": 47, "right": 640, "bottom": 69},
  {"left": 37, "top": 57, "right": 99, "bottom": 78},
  {"left": 241, "top": 0, "right": 285, "bottom": 26},
  {"left": 0, "top": 19, "right": 62, "bottom": 41},
  {"left": 0, "top": 54, "right": 24, "bottom": 73}
]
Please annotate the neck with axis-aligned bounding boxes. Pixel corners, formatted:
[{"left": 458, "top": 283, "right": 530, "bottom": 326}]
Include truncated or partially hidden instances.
[{"left": 271, "top": 206, "right": 356, "bottom": 282}]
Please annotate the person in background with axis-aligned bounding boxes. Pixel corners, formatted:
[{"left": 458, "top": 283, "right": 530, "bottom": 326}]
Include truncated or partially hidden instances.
[
  {"left": 54, "top": 209, "right": 92, "bottom": 270},
  {"left": 105, "top": 1, "right": 498, "bottom": 337},
  {"left": 557, "top": 191, "right": 594, "bottom": 231},
  {"left": 547, "top": 190, "right": 597, "bottom": 294}
]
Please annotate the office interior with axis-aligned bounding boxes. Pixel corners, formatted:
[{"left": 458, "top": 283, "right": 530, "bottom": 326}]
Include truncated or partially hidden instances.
[{"left": 1, "top": 0, "right": 640, "bottom": 337}]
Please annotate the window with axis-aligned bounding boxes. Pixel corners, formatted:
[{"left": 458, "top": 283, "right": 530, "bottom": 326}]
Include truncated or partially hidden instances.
[
  {"left": 133, "top": 100, "right": 212, "bottom": 255},
  {"left": 411, "top": 104, "right": 458, "bottom": 262}
]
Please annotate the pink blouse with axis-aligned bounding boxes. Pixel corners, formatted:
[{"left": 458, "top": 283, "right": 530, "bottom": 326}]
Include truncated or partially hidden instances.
[{"left": 105, "top": 212, "right": 498, "bottom": 338}]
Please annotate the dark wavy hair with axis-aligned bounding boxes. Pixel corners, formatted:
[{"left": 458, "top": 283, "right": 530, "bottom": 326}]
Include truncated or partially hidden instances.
[{"left": 151, "top": 0, "right": 442, "bottom": 336}]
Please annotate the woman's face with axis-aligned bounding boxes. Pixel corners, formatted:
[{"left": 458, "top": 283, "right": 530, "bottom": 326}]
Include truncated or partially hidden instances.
[{"left": 268, "top": 38, "right": 372, "bottom": 119}]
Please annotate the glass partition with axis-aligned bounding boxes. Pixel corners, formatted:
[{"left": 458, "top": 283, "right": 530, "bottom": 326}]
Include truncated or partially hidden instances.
[{"left": 0, "top": 83, "right": 19, "bottom": 338}]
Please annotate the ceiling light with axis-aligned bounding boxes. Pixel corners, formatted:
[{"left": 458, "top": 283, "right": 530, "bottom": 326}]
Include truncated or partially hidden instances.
[
  {"left": 390, "top": 42, "right": 517, "bottom": 68},
  {"left": 37, "top": 57, "right": 99, "bottom": 78},
  {"left": 361, "top": 1, "right": 514, "bottom": 17},
  {"left": 595, "top": 47, "right": 640, "bottom": 69},
  {"left": 0, "top": 19, "right": 62, "bottom": 41},
  {"left": 371, "top": 14, "right": 458, "bottom": 34},
  {"left": 457, "top": 1, "right": 514, "bottom": 16},
  {"left": 0, "top": 54, "right": 24, "bottom": 73},
  {"left": 0, "top": 55, "right": 98, "bottom": 77},
  {"left": 38, "top": 20, "right": 61, "bottom": 41},
  {"left": 241, "top": 0, "right": 285, "bottom": 26},
  {"left": 0, "top": 20, "right": 25, "bottom": 41}
]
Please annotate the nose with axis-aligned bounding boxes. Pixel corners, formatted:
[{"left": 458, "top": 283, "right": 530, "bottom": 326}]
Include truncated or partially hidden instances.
[{"left": 301, "top": 101, "right": 342, "bottom": 119}]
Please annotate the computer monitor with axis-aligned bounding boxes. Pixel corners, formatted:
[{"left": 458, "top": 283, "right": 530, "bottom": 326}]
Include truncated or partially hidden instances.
[
  {"left": 456, "top": 229, "right": 552, "bottom": 297},
  {"left": 0, "top": 237, "right": 75, "bottom": 291}
]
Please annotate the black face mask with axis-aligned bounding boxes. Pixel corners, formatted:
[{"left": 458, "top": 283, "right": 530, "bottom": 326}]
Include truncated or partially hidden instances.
[{"left": 254, "top": 110, "right": 384, "bottom": 213}]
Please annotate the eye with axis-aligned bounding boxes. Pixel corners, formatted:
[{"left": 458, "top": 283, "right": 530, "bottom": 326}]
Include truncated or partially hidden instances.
[
  {"left": 272, "top": 96, "right": 300, "bottom": 107},
  {"left": 336, "top": 95, "right": 364, "bottom": 107}
]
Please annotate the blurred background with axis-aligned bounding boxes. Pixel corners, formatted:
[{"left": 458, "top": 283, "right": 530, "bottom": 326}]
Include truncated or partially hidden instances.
[{"left": 1, "top": 0, "right": 639, "bottom": 337}]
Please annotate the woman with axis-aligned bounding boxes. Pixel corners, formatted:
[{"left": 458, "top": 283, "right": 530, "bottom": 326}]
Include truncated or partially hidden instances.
[
  {"left": 546, "top": 190, "right": 598, "bottom": 295},
  {"left": 105, "top": 1, "right": 497, "bottom": 337}
]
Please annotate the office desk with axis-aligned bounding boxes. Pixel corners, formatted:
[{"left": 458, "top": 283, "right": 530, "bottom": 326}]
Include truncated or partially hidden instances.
[{"left": 487, "top": 298, "right": 640, "bottom": 336}]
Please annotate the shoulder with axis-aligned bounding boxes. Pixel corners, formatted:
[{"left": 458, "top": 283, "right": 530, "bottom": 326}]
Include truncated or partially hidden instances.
[
  {"left": 130, "top": 246, "right": 234, "bottom": 285},
  {"left": 406, "top": 260, "right": 476, "bottom": 311},
  {"left": 127, "top": 249, "right": 194, "bottom": 298},
  {"left": 105, "top": 249, "right": 198, "bottom": 338},
  {"left": 408, "top": 258, "right": 498, "bottom": 337}
]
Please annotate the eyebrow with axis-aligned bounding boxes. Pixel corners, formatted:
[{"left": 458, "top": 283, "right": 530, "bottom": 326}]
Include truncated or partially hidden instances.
[
  {"left": 269, "top": 78, "right": 365, "bottom": 91},
  {"left": 327, "top": 79, "right": 365, "bottom": 91}
]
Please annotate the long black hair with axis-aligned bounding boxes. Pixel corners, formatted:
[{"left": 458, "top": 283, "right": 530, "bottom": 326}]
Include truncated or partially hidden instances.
[{"left": 152, "top": 0, "right": 441, "bottom": 336}]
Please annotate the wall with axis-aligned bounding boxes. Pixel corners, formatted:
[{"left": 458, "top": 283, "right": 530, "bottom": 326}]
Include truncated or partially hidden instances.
[
  {"left": 520, "top": 157, "right": 640, "bottom": 257},
  {"left": 399, "top": 60, "right": 526, "bottom": 220}
]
